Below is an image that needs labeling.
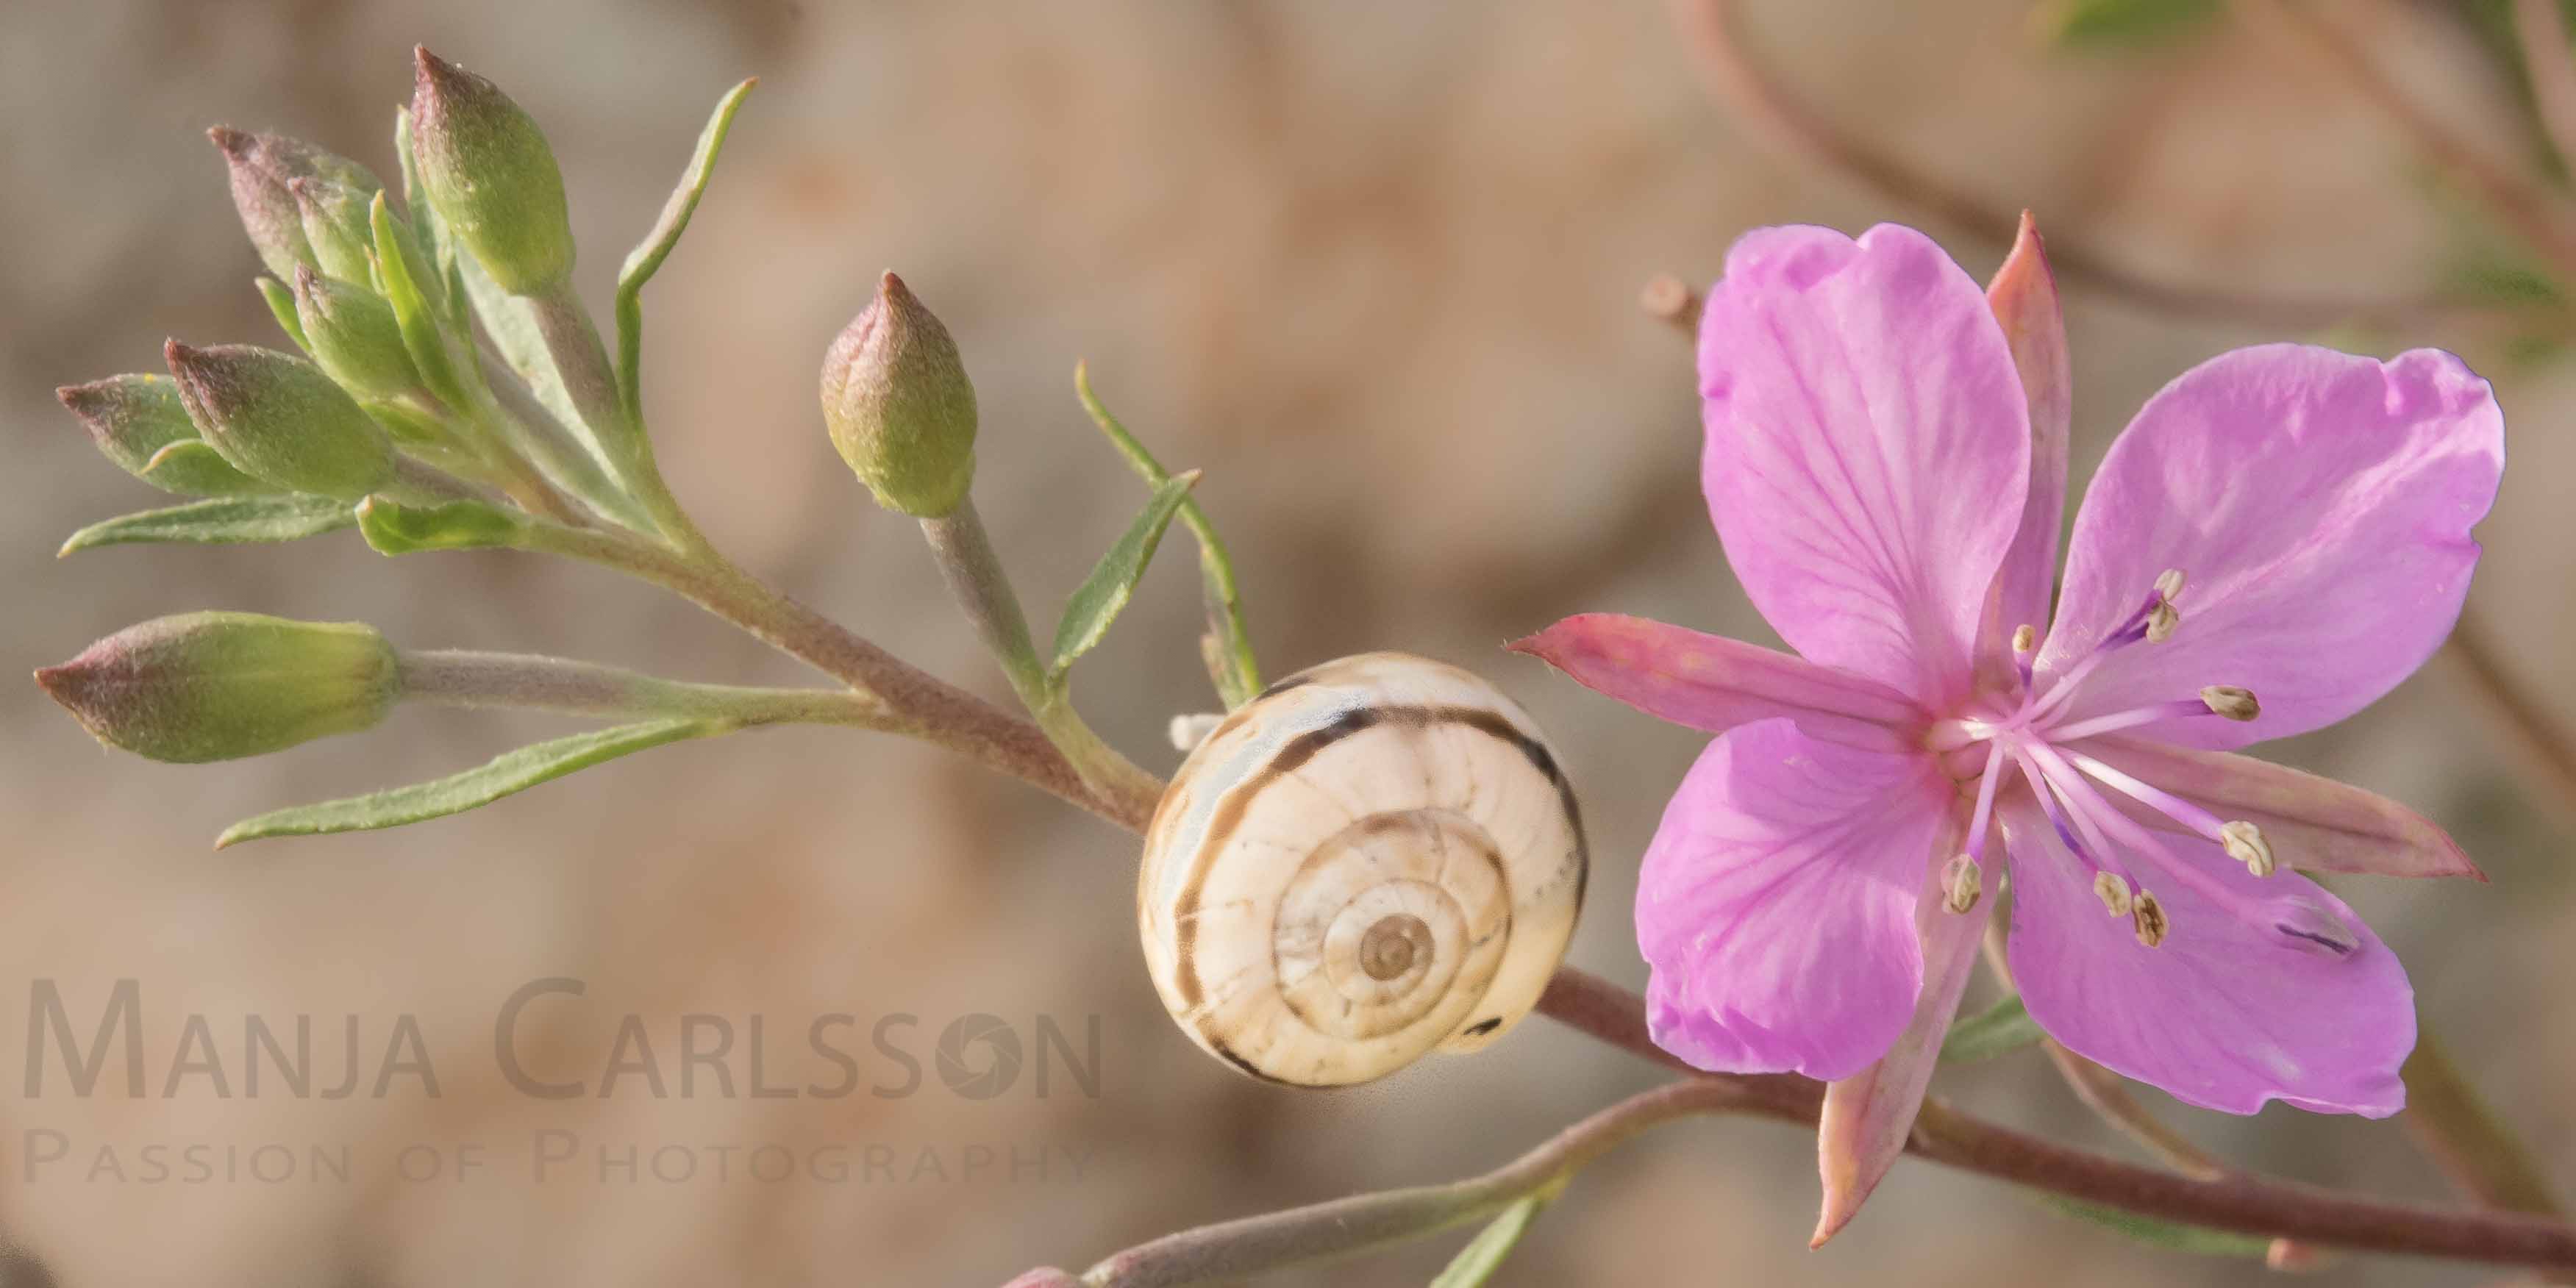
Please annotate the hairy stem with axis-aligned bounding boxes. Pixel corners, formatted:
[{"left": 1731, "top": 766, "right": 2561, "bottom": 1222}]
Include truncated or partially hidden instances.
[
  {"left": 397, "top": 649, "right": 900, "bottom": 729},
  {"left": 918, "top": 500, "right": 1167, "bottom": 809},
  {"left": 525, "top": 283, "right": 699, "bottom": 543},
  {"left": 1080, "top": 1079, "right": 1746, "bottom": 1287},
  {"left": 512, "top": 520, "right": 1152, "bottom": 824}
]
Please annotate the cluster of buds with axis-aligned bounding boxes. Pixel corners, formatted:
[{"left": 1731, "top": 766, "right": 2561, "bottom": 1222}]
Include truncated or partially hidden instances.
[{"left": 42, "top": 43, "right": 999, "bottom": 775}]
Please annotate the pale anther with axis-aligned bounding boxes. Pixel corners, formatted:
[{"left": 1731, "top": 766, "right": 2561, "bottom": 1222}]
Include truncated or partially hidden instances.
[
  {"left": 2221, "top": 820, "right": 2274, "bottom": 877},
  {"left": 2154, "top": 568, "right": 2187, "bottom": 601},
  {"left": 1941, "top": 854, "right": 1983, "bottom": 915},
  {"left": 2199, "top": 685, "right": 2260, "bottom": 722},
  {"left": 2011, "top": 623, "right": 2036, "bottom": 655},
  {"left": 2132, "top": 890, "right": 2169, "bottom": 948},
  {"left": 2092, "top": 871, "right": 2133, "bottom": 917},
  {"left": 2145, "top": 601, "right": 2181, "bottom": 644}
]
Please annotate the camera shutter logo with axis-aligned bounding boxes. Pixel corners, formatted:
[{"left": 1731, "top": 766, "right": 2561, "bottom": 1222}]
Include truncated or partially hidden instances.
[{"left": 935, "top": 1015, "right": 1024, "bottom": 1099}]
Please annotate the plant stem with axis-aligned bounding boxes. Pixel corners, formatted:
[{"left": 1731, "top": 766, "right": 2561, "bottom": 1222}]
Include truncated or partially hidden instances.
[
  {"left": 397, "top": 648, "right": 899, "bottom": 729},
  {"left": 504, "top": 516, "right": 2576, "bottom": 1272},
  {"left": 525, "top": 283, "right": 700, "bottom": 544},
  {"left": 1670, "top": 0, "right": 2525, "bottom": 329},
  {"left": 2401, "top": 1035, "right": 2569, "bottom": 1218},
  {"left": 917, "top": 498, "right": 1166, "bottom": 809},
  {"left": 2233, "top": 0, "right": 2576, "bottom": 286},
  {"left": 1080, "top": 1078, "right": 1748, "bottom": 1287},
  {"left": 511, "top": 519, "right": 1154, "bottom": 825}
]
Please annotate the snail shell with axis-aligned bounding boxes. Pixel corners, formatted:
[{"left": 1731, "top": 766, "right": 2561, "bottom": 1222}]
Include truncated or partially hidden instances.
[{"left": 1138, "top": 653, "right": 1587, "bottom": 1086}]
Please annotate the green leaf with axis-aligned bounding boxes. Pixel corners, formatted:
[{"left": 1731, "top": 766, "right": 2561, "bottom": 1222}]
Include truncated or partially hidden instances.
[
  {"left": 1431, "top": 1193, "right": 1552, "bottom": 1288},
  {"left": 2033, "top": 0, "right": 2221, "bottom": 49},
  {"left": 370, "top": 191, "right": 469, "bottom": 409},
  {"left": 1049, "top": 472, "right": 1199, "bottom": 677},
  {"left": 1941, "top": 994, "right": 2045, "bottom": 1063},
  {"left": 256, "top": 276, "right": 310, "bottom": 351},
  {"left": 616, "top": 79, "right": 756, "bottom": 418},
  {"left": 2033, "top": 1196, "right": 2271, "bottom": 1256},
  {"left": 215, "top": 718, "right": 718, "bottom": 848},
  {"left": 1074, "top": 362, "right": 1262, "bottom": 707},
  {"left": 59, "top": 495, "right": 354, "bottom": 556},
  {"left": 357, "top": 495, "right": 528, "bottom": 554}
]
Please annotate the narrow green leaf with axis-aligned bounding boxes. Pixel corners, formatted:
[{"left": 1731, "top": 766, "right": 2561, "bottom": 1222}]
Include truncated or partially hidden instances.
[
  {"left": 370, "top": 191, "right": 469, "bottom": 408},
  {"left": 59, "top": 495, "right": 354, "bottom": 556},
  {"left": 215, "top": 718, "right": 718, "bottom": 848},
  {"left": 1941, "top": 994, "right": 2045, "bottom": 1063},
  {"left": 616, "top": 79, "right": 756, "bottom": 418},
  {"left": 2034, "top": 1196, "right": 2271, "bottom": 1256},
  {"left": 255, "top": 276, "right": 310, "bottom": 351},
  {"left": 1431, "top": 1193, "right": 1552, "bottom": 1288},
  {"left": 2033, "top": 0, "right": 2221, "bottom": 49},
  {"left": 1049, "top": 472, "right": 1199, "bottom": 677},
  {"left": 357, "top": 495, "right": 528, "bottom": 554},
  {"left": 1074, "top": 362, "right": 1261, "bottom": 706}
]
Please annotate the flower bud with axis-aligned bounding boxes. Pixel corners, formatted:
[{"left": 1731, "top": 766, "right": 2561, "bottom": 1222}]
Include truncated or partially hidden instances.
[
  {"left": 290, "top": 176, "right": 381, "bottom": 285},
  {"left": 291, "top": 267, "right": 421, "bottom": 400},
  {"left": 820, "top": 271, "right": 978, "bottom": 517},
  {"left": 408, "top": 48, "right": 575, "bottom": 294},
  {"left": 164, "top": 340, "right": 396, "bottom": 499},
  {"left": 35, "top": 612, "right": 402, "bottom": 763},
  {"left": 56, "top": 375, "right": 274, "bottom": 497},
  {"left": 207, "top": 126, "right": 381, "bottom": 279}
]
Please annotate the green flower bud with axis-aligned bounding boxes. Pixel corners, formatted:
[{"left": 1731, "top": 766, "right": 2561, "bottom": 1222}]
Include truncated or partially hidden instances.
[
  {"left": 819, "top": 272, "right": 979, "bottom": 518},
  {"left": 290, "top": 267, "right": 421, "bottom": 400},
  {"left": 56, "top": 375, "right": 275, "bottom": 497},
  {"left": 35, "top": 612, "right": 401, "bottom": 764},
  {"left": 163, "top": 340, "right": 396, "bottom": 500},
  {"left": 289, "top": 176, "right": 380, "bottom": 285},
  {"left": 407, "top": 48, "right": 575, "bottom": 294},
  {"left": 207, "top": 126, "right": 381, "bottom": 279}
]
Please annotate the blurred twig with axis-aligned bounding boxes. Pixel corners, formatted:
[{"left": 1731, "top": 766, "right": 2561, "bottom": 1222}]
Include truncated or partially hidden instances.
[
  {"left": 2445, "top": 610, "right": 2576, "bottom": 829},
  {"left": 2402, "top": 1034, "right": 2571, "bottom": 1219},
  {"left": 2512, "top": 0, "right": 2576, "bottom": 176},
  {"left": 1668, "top": 0, "right": 2484, "bottom": 328},
  {"left": 2235, "top": 0, "right": 2576, "bottom": 286}
]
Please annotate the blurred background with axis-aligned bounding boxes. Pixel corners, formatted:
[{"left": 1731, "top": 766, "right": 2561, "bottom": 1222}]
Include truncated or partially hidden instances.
[{"left": 4, "top": 0, "right": 2573, "bottom": 1284}]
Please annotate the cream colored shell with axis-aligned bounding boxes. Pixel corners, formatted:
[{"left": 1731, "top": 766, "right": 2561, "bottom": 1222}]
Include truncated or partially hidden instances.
[{"left": 1138, "top": 653, "right": 1587, "bottom": 1086}]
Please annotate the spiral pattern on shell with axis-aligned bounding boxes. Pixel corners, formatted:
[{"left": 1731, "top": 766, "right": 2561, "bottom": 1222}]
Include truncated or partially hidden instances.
[{"left": 1138, "top": 653, "right": 1587, "bottom": 1086}]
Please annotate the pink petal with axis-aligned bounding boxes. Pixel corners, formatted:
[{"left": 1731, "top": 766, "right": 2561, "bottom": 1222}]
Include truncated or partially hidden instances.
[
  {"left": 2082, "top": 737, "right": 2481, "bottom": 881},
  {"left": 1813, "top": 874, "right": 1988, "bottom": 1246},
  {"left": 1977, "top": 212, "right": 2072, "bottom": 674},
  {"left": 1699, "top": 224, "right": 2033, "bottom": 709},
  {"left": 1510, "top": 613, "right": 1919, "bottom": 751},
  {"left": 1639, "top": 718, "right": 1954, "bottom": 1081},
  {"left": 2038, "top": 346, "right": 2503, "bottom": 749},
  {"left": 2000, "top": 794, "right": 2413, "bottom": 1116}
]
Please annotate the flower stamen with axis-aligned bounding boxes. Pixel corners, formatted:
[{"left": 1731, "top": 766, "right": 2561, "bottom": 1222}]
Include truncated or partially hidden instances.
[
  {"left": 2131, "top": 889, "right": 2169, "bottom": 947},
  {"left": 1941, "top": 854, "right": 1982, "bottom": 914}
]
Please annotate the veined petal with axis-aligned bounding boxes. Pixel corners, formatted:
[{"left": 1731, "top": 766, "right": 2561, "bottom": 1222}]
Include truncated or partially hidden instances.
[
  {"left": 1813, "top": 852, "right": 1987, "bottom": 1247},
  {"left": 1510, "top": 613, "right": 1919, "bottom": 751},
  {"left": 1640, "top": 719, "right": 1954, "bottom": 1081},
  {"left": 1977, "top": 212, "right": 2072, "bottom": 673},
  {"left": 2000, "top": 795, "right": 2413, "bottom": 1117},
  {"left": 1699, "top": 224, "right": 2032, "bottom": 709},
  {"left": 2080, "top": 737, "right": 2480, "bottom": 881},
  {"left": 2039, "top": 346, "right": 2503, "bottom": 749}
]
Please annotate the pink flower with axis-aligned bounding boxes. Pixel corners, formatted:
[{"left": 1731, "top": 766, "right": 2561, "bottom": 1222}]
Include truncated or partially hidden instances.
[{"left": 1516, "top": 219, "right": 2502, "bottom": 1241}]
